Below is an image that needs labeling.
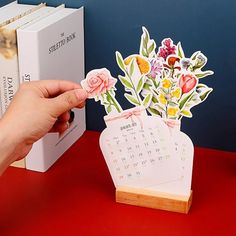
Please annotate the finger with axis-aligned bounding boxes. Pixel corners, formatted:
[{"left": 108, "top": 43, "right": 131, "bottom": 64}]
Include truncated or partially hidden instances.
[
  {"left": 34, "top": 80, "right": 83, "bottom": 98},
  {"left": 49, "top": 121, "right": 69, "bottom": 133},
  {"left": 49, "top": 88, "right": 87, "bottom": 117},
  {"left": 76, "top": 101, "right": 86, "bottom": 109},
  {"left": 58, "top": 111, "right": 70, "bottom": 122}
]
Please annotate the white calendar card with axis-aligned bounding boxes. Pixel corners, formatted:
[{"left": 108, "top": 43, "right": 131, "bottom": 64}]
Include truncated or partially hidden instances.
[
  {"left": 145, "top": 131, "right": 194, "bottom": 196},
  {"left": 99, "top": 107, "right": 188, "bottom": 194}
]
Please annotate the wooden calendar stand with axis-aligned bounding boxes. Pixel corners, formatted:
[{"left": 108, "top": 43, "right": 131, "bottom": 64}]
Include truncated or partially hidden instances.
[{"left": 116, "top": 186, "right": 193, "bottom": 214}]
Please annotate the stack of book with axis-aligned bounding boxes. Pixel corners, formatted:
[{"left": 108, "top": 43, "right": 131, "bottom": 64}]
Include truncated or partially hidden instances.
[{"left": 0, "top": 1, "right": 85, "bottom": 172}]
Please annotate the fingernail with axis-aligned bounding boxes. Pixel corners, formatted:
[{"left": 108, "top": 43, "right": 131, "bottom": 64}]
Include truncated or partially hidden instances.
[{"left": 75, "top": 89, "right": 88, "bottom": 101}]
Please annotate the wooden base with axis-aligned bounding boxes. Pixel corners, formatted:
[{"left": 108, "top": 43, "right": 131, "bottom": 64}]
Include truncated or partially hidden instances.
[{"left": 116, "top": 186, "right": 193, "bottom": 214}]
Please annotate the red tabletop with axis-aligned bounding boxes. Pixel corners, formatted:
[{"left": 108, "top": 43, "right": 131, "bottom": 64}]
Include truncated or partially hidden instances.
[{"left": 0, "top": 131, "right": 235, "bottom": 235}]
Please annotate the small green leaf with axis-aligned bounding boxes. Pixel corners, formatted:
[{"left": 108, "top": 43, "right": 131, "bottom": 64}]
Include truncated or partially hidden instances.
[
  {"left": 143, "top": 93, "right": 152, "bottom": 107},
  {"left": 141, "top": 48, "right": 148, "bottom": 57},
  {"left": 143, "top": 82, "right": 152, "bottom": 91},
  {"left": 118, "top": 75, "right": 133, "bottom": 89},
  {"left": 195, "top": 70, "right": 214, "bottom": 79},
  {"left": 190, "top": 51, "right": 201, "bottom": 61},
  {"left": 168, "top": 101, "right": 179, "bottom": 106},
  {"left": 124, "top": 93, "right": 140, "bottom": 105},
  {"left": 147, "top": 107, "right": 162, "bottom": 116},
  {"left": 143, "top": 29, "right": 149, "bottom": 48},
  {"left": 140, "top": 27, "right": 151, "bottom": 57},
  {"left": 196, "top": 83, "right": 206, "bottom": 88},
  {"left": 155, "top": 103, "right": 166, "bottom": 112},
  {"left": 106, "top": 93, "right": 112, "bottom": 103},
  {"left": 180, "top": 110, "right": 192, "bottom": 118},
  {"left": 147, "top": 41, "right": 155, "bottom": 55},
  {"left": 136, "top": 76, "right": 145, "bottom": 93},
  {"left": 129, "top": 58, "right": 135, "bottom": 76},
  {"left": 116, "top": 51, "right": 126, "bottom": 72},
  {"left": 196, "top": 83, "right": 213, "bottom": 102},
  {"left": 200, "top": 88, "right": 213, "bottom": 102},
  {"left": 106, "top": 105, "right": 112, "bottom": 113},
  {"left": 152, "top": 96, "right": 158, "bottom": 103},
  {"left": 177, "top": 42, "right": 185, "bottom": 58},
  {"left": 179, "top": 92, "right": 194, "bottom": 110},
  {"left": 143, "top": 37, "right": 148, "bottom": 48}
]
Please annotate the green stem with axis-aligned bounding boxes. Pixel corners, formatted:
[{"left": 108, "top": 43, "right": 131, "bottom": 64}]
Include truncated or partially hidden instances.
[
  {"left": 165, "top": 104, "right": 168, "bottom": 119},
  {"left": 106, "top": 91, "right": 122, "bottom": 113}
]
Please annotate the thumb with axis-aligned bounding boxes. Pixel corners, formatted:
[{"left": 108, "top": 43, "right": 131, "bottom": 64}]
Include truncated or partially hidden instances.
[{"left": 50, "top": 88, "right": 87, "bottom": 117}]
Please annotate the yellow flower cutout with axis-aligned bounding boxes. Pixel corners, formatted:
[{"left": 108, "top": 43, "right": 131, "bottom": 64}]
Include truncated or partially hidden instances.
[
  {"left": 124, "top": 54, "right": 150, "bottom": 74},
  {"left": 171, "top": 87, "right": 181, "bottom": 99},
  {"left": 162, "top": 79, "right": 172, "bottom": 89},
  {"left": 167, "top": 107, "right": 180, "bottom": 117},
  {"left": 158, "top": 93, "right": 167, "bottom": 105}
]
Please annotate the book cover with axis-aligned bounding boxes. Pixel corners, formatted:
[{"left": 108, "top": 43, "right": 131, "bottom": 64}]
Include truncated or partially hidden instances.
[
  {"left": 18, "top": 0, "right": 82, "bottom": 9},
  {"left": 17, "top": 7, "right": 85, "bottom": 172},
  {"left": 0, "top": 5, "right": 56, "bottom": 115},
  {"left": 0, "top": 2, "right": 45, "bottom": 28}
]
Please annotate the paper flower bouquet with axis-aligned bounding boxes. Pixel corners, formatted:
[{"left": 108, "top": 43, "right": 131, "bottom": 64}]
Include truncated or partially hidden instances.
[
  {"left": 82, "top": 27, "right": 214, "bottom": 120},
  {"left": 81, "top": 28, "right": 214, "bottom": 212}
]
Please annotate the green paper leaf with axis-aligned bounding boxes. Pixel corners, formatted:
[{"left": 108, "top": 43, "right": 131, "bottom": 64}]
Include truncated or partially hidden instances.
[
  {"left": 143, "top": 93, "right": 152, "bottom": 107},
  {"left": 147, "top": 107, "right": 162, "bottom": 116},
  {"left": 129, "top": 58, "right": 135, "bottom": 77},
  {"left": 168, "top": 101, "right": 179, "bottom": 106},
  {"left": 152, "top": 96, "right": 158, "bottom": 103},
  {"left": 136, "top": 76, "right": 145, "bottom": 93},
  {"left": 155, "top": 103, "right": 166, "bottom": 112},
  {"left": 147, "top": 41, "right": 155, "bottom": 55},
  {"left": 199, "top": 88, "right": 213, "bottom": 102},
  {"left": 143, "top": 82, "right": 152, "bottom": 91},
  {"left": 140, "top": 26, "right": 152, "bottom": 57},
  {"left": 106, "top": 105, "right": 112, "bottom": 113},
  {"left": 116, "top": 51, "right": 126, "bottom": 72},
  {"left": 118, "top": 75, "right": 133, "bottom": 90},
  {"left": 195, "top": 70, "right": 214, "bottom": 79},
  {"left": 179, "top": 92, "right": 194, "bottom": 110},
  {"left": 177, "top": 42, "right": 185, "bottom": 58},
  {"left": 180, "top": 110, "right": 192, "bottom": 118},
  {"left": 124, "top": 93, "right": 140, "bottom": 105},
  {"left": 196, "top": 84, "right": 213, "bottom": 103},
  {"left": 190, "top": 51, "right": 201, "bottom": 61},
  {"left": 141, "top": 48, "right": 148, "bottom": 57}
]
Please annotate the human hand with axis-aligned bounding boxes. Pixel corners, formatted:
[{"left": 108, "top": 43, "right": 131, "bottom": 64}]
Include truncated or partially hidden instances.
[{"left": 0, "top": 80, "right": 87, "bottom": 167}]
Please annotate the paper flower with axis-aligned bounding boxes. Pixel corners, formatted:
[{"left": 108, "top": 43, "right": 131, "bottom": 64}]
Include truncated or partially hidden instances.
[
  {"left": 162, "top": 79, "right": 172, "bottom": 89},
  {"left": 81, "top": 68, "right": 122, "bottom": 114},
  {"left": 158, "top": 38, "right": 176, "bottom": 60},
  {"left": 179, "top": 74, "right": 198, "bottom": 94},
  {"left": 81, "top": 68, "right": 117, "bottom": 98},
  {"left": 124, "top": 55, "right": 150, "bottom": 75},
  {"left": 167, "top": 107, "right": 180, "bottom": 117},
  {"left": 148, "top": 58, "right": 163, "bottom": 79}
]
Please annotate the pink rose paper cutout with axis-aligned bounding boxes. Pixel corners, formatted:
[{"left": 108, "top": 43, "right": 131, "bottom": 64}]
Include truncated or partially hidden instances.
[{"left": 81, "top": 68, "right": 122, "bottom": 114}]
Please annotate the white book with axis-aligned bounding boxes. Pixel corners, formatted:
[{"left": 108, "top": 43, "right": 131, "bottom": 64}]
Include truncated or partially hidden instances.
[
  {"left": 0, "top": 5, "right": 58, "bottom": 115},
  {"left": 0, "top": 1, "right": 43, "bottom": 119},
  {"left": 17, "top": 7, "right": 85, "bottom": 172},
  {"left": 0, "top": 2, "right": 45, "bottom": 27}
]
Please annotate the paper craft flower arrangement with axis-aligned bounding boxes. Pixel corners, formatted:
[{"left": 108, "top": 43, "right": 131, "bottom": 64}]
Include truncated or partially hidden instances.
[{"left": 81, "top": 27, "right": 214, "bottom": 120}]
